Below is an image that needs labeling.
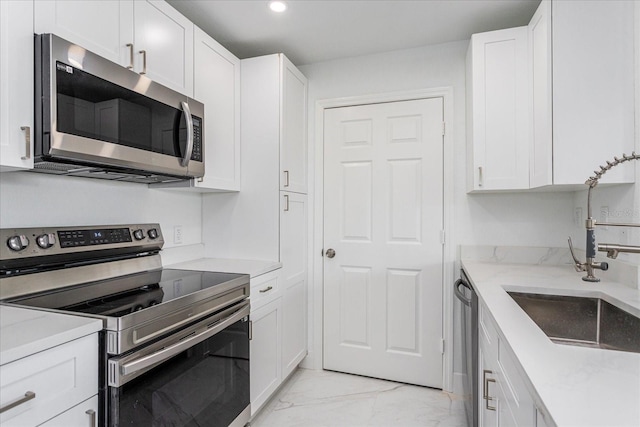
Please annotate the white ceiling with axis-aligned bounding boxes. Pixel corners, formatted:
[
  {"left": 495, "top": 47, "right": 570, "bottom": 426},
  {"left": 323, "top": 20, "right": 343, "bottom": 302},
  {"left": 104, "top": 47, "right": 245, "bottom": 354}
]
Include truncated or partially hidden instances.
[{"left": 167, "top": 0, "right": 541, "bottom": 66}]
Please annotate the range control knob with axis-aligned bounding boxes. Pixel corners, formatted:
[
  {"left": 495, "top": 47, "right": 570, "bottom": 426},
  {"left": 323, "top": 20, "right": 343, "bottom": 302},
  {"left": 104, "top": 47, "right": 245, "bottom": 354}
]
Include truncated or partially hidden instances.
[
  {"left": 147, "top": 228, "right": 158, "bottom": 240},
  {"left": 36, "top": 233, "right": 56, "bottom": 249},
  {"left": 133, "top": 229, "right": 145, "bottom": 241},
  {"left": 7, "top": 235, "right": 29, "bottom": 252}
]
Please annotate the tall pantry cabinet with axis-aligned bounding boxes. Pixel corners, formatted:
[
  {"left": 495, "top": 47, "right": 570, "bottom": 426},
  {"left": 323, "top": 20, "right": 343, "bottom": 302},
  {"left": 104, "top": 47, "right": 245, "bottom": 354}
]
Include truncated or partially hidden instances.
[{"left": 202, "top": 53, "right": 308, "bottom": 415}]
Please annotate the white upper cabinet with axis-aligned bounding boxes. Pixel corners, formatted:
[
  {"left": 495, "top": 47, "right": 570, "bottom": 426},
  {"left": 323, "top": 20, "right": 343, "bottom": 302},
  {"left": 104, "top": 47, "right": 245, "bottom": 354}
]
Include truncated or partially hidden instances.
[
  {"left": 280, "top": 56, "right": 308, "bottom": 194},
  {"left": 548, "top": 0, "right": 635, "bottom": 186},
  {"left": 133, "top": 0, "right": 193, "bottom": 96},
  {"left": 466, "top": 27, "right": 530, "bottom": 192},
  {"left": 0, "top": 0, "right": 34, "bottom": 171},
  {"left": 34, "top": 0, "right": 193, "bottom": 96},
  {"left": 468, "top": 0, "right": 636, "bottom": 191},
  {"left": 192, "top": 26, "right": 241, "bottom": 192},
  {"left": 34, "top": 0, "right": 134, "bottom": 67},
  {"left": 528, "top": 0, "right": 553, "bottom": 188}
]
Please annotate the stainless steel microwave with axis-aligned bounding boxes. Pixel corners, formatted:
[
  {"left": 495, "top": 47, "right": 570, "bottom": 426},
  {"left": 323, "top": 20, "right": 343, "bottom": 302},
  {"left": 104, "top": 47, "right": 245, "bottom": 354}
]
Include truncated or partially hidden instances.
[{"left": 34, "top": 34, "right": 204, "bottom": 184}]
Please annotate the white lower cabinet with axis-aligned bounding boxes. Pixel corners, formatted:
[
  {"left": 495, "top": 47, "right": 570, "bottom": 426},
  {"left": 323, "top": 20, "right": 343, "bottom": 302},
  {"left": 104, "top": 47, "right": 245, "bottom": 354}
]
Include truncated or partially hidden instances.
[
  {"left": 38, "top": 395, "right": 98, "bottom": 427},
  {"left": 479, "top": 301, "right": 542, "bottom": 427},
  {"left": 0, "top": 333, "right": 98, "bottom": 427},
  {"left": 249, "top": 270, "right": 282, "bottom": 417},
  {"left": 250, "top": 296, "right": 282, "bottom": 417}
]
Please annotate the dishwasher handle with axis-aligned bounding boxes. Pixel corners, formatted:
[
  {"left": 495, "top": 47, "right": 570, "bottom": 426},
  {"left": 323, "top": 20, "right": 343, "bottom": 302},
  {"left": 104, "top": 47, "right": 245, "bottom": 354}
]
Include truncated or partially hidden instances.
[{"left": 454, "top": 278, "right": 472, "bottom": 306}]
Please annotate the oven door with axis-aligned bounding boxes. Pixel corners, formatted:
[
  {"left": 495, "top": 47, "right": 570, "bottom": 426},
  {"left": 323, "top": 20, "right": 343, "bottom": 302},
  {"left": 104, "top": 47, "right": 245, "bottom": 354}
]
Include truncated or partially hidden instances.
[{"left": 107, "top": 301, "right": 250, "bottom": 427}]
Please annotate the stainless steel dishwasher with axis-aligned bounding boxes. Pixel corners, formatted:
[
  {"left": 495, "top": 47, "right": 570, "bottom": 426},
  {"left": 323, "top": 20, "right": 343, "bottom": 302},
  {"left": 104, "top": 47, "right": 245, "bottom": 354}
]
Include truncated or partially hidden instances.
[{"left": 454, "top": 269, "right": 478, "bottom": 427}]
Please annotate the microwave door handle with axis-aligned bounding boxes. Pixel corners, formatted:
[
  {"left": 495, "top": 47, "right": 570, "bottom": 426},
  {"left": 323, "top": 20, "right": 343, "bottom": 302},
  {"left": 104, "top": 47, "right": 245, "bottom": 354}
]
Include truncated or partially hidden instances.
[{"left": 180, "top": 101, "right": 194, "bottom": 167}]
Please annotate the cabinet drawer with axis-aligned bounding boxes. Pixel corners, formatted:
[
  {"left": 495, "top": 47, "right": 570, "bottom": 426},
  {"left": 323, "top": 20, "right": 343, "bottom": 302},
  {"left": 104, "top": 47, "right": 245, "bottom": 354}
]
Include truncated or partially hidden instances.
[
  {"left": 250, "top": 270, "right": 281, "bottom": 308},
  {"left": 0, "top": 334, "right": 98, "bottom": 426},
  {"left": 39, "top": 395, "right": 98, "bottom": 427}
]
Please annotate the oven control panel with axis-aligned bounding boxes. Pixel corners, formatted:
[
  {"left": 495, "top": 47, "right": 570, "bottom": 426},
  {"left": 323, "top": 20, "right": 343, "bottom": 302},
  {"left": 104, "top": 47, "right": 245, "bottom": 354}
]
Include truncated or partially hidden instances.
[{"left": 0, "top": 224, "right": 164, "bottom": 262}]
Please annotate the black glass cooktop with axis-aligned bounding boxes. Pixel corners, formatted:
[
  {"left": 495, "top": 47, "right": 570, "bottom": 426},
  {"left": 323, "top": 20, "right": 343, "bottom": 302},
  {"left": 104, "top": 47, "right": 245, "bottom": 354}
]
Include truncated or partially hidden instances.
[{"left": 10, "top": 269, "right": 247, "bottom": 318}]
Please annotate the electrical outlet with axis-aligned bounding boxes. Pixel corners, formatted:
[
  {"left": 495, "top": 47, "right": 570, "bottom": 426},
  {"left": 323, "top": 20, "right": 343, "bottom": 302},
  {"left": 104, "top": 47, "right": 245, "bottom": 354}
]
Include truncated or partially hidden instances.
[{"left": 173, "top": 226, "right": 183, "bottom": 244}]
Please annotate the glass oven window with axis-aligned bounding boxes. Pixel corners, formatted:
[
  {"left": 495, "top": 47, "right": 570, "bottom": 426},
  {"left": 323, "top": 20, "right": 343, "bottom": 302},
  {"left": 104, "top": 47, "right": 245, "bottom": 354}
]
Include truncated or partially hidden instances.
[
  {"left": 55, "top": 61, "right": 188, "bottom": 159},
  {"left": 109, "top": 317, "right": 249, "bottom": 427}
]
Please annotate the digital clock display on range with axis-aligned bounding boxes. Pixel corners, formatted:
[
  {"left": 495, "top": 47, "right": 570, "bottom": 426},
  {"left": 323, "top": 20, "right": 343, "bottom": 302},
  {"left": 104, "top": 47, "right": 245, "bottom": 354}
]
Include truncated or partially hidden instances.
[{"left": 57, "top": 228, "right": 133, "bottom": 248}]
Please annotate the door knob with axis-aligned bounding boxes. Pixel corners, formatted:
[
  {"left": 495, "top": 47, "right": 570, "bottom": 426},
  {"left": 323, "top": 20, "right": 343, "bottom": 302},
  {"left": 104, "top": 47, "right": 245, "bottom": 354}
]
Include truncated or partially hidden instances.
[{"left": 326, "top": 248, "right": 336, "bottom": 258}]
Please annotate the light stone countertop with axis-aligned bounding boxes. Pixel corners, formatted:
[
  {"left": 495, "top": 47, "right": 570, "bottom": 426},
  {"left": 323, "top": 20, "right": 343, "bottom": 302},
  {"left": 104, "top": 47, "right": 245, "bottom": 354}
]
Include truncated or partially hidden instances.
[
  {"left": 0, "top": 305, "right": 102, "bottom": 366},
  {"left": 462, "top": 259, "right": 640, "bottom": 427},
  {"left": 165, "top": 257, "right": 281, "bottom": 278}
]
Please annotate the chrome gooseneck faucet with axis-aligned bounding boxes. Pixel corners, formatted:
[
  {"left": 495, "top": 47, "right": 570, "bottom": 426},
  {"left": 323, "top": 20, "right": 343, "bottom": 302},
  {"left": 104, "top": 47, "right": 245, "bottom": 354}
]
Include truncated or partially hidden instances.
[{"left": 568, "top": 152, "right": 640, "bottom": 282}]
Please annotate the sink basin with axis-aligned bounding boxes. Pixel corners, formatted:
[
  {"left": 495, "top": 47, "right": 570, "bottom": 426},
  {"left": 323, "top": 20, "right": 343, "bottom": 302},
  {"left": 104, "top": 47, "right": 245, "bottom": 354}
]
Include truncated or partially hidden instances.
[{"left": 507, "top": 292, "right": 640, "bottom": 354}]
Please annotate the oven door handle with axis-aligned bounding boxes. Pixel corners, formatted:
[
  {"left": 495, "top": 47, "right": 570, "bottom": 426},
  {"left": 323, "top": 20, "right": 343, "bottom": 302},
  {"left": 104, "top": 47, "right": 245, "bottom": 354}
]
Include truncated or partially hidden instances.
[{"left": 113, "top": 303, "right": 249, "bottom": 385}]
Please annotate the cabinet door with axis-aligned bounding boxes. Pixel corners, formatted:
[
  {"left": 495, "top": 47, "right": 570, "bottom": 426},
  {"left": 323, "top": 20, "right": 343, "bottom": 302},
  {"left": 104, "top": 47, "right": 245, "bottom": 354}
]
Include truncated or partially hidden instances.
[
  {"left": 467, "top": 27, "right": 529, "bottom": 191},
  {"left": 38, "top": 395, "right": 98, "bottom": 427},
  {"left": 0, "top": 334, "right": 97, "bottom": 427},
  {"left": 0, "top": 0, "right": 34, "bottom": 171},
  {"left": 34, "top": 0, "right": 134, "bottom": 67},
  {"left": 528, "top": 0, "right": 552, "bottom": 188},
  {"left": 194, "top": 27, "right": 241, "bottom": 191},
  {"left": 133, "top": 0, "right": 193, "bottom": 96},
  {"left": 250, "top": 297, "right": 282, "bottom": 417},
  {"left": 280, "top": 192, "right": 308, "bottom": 378},
  {"left": 479, "top": 347, "right": 499, "bottom": 427},
  {"left": 552, "top": 0, "right": 635, "bottom": 185},
  {"left": 280, "top": 55, "right": 308, "bottom": 194}
]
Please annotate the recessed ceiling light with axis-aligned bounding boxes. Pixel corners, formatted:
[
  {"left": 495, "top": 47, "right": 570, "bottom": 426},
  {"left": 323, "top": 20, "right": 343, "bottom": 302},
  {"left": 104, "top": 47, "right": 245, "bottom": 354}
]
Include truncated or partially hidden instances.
[{"left": 269, "top": 1, "right": 287, "bottom": 13}]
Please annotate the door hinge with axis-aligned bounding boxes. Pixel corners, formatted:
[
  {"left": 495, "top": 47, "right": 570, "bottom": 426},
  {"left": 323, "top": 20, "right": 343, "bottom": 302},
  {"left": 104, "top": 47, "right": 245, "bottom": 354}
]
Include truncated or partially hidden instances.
[
  {"left": 440, "top": 230, "right": 446, "bottom": 245},
  {"left": 440, "top": 338, "right": 445, "bottom": 354},
  {"left": 442, "top": 121, "right": 446, "bottom": 136}
]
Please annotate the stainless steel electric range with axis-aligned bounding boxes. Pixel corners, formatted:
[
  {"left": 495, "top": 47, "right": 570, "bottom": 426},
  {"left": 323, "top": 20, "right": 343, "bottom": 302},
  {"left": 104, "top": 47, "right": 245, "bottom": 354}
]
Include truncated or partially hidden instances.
[{"left": 0, "top": 224, "right": 251, "bottom": 427}]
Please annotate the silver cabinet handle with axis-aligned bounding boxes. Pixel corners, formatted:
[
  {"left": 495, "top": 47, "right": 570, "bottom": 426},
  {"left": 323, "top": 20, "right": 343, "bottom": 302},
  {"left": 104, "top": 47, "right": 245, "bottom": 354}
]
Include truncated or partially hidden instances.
[
  {"left": 284, "top": 170, "right": 289, "bottom": 187},
  {"left": 478, "top": 166, "right": 483, "bottom": 187},
  {"left": 86, "top": 409, "right": 96, "bottom": 427},
  {"left": 180, "top": 101, "right": 194, "bottom": 167},
  {"left": 20, "top": 126, "right": 30, "bottom": 160},
  {"left": 126, "top": 43, "right": 134, "bottom": 69},
  {"left": 284, "top": 194, "right": 289, "bottom": 211},
  {"left": 259, "top": 286, "right": 273, "bottom": 293},
  {"left": 0, "top": 391, "right": 35, "bottom": 414},
  {"left": 139, "top": 49, "right": 147, "bottom": 74},
  {"left": 483, "top": 369, "right": 496, "bottom": 411}
]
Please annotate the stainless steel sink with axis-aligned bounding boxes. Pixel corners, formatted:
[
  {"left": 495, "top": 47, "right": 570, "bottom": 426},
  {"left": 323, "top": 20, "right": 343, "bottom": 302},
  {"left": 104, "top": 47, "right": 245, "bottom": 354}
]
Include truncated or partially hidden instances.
[{"left": 507, "top": 292, "right": 640, "bottom": 354}]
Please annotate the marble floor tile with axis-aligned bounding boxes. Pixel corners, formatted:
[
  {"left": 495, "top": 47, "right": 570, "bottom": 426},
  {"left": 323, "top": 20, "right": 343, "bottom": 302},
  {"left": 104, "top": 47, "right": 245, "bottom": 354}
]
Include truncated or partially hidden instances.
[{"left": 249, "top": 369, "right": 468, "bottom": 427}]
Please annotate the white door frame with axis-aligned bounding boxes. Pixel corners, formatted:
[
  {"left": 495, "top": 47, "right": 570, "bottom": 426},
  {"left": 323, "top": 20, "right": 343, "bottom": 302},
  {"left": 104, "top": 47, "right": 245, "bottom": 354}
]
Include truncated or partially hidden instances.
[{"left": 307, "top": 87, "right": 456, "bottom": 392}]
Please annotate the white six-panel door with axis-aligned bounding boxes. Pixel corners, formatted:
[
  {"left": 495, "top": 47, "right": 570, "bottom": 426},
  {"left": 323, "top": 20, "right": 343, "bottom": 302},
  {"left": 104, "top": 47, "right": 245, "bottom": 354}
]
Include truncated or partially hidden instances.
[{"left": 323, "top": 98, "right": 444, "bottom": 388}]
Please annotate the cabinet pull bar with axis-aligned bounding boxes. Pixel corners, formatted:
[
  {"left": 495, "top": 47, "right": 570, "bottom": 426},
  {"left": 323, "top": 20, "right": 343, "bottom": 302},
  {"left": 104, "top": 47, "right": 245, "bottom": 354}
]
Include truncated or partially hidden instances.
[
  {"left": 478, "top": 166, "right": 483, "bottom": 187},
  {"left": 139, "top": 50, "right": 147, "bottom": 75},
  {"left": 86, "top": 409, "right": 96, "bottom": 427},
  {"left": 0, "top": 391, "right": 35, "bottom": 413},
  {"left": 126, "top": 43, "right": 134, "bottom": 69},
  {"left": 284, "top": 170, "right": 289, "bottom": 187},
  {"left": 259, "top": 286, "right": 273, "bottom": 293},
  {"left": 20, "top": 126, "right": 30, "bottom": 160},
  {"left": 483, "top": 370, "right": 497, "bottom": 411},
  {"left": 284, "top": 194, "right": 289, "bottom": 211}
]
